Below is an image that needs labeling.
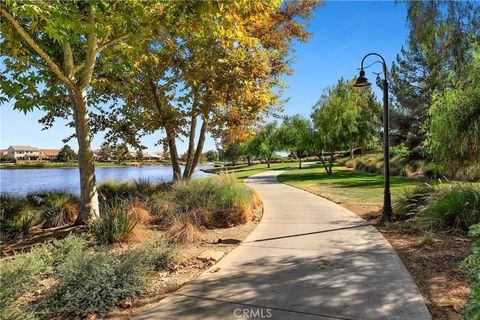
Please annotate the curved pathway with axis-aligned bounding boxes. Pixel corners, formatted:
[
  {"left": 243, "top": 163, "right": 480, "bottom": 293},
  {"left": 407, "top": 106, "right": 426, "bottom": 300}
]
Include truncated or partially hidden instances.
[{"left": 136, "top": 170, "right": 431, "bottom": 320}]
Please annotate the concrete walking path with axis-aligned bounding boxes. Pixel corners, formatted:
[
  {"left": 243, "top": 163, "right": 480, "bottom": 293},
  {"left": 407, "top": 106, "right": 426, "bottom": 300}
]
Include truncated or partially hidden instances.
[{"left": 136, "top": 170, "right": 431, "bottom": 320}]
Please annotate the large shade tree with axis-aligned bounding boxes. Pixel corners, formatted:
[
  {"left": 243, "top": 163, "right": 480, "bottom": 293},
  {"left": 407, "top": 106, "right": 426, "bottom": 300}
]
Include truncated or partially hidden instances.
[
  {"left": 101, "top": 0, "right": 320, "bottom": 181},
  {"left": 277, "top": 115, "right": 313, "bottom": 169},
  {"left": 0, "top": 0, "right": 161, "bottom": 223},
  {"left": 249, "top": 122, "right": 280, "bottom": 168},
  {"left": 311, "top": 79, "right": 380, "bottom": 174}
]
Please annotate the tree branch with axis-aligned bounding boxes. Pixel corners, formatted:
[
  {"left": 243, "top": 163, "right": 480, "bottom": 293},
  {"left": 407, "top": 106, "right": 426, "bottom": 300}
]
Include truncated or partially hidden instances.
[
  {"left": 96, "top": 34, "right": 129, "bottom": 53},
  {"left": 79, "top": 4, "right": 98, "bottom": 88},
  {"left": 1, "top": 6, "right": 75, "bottom": 90}
]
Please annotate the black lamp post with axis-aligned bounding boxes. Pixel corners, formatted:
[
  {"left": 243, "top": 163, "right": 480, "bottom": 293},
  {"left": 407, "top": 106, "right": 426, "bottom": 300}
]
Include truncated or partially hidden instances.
[{"left": 354, "top": 52, "right": 393, "bottom": 222}]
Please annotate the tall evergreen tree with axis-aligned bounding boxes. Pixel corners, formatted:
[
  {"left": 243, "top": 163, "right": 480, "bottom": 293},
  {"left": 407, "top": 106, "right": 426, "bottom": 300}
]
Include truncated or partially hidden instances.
[{"left": 389, "top": 0, "right": 480, "bottom": 148}]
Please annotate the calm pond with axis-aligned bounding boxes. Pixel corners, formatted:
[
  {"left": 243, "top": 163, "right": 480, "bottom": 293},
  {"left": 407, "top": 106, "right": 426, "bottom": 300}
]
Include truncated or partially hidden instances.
[{"left": 0, "top": 164, "right": 213, "bottom": 196}]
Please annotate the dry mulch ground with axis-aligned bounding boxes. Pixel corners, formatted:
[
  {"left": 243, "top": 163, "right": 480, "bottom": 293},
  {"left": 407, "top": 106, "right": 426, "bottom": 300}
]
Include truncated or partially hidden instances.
[{"left": 347, "top": 204, "right": 472, "bottom": 320}]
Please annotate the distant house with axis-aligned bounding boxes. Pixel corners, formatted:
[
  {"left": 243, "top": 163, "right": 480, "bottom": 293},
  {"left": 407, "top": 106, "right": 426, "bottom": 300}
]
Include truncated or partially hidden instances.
[
  {"left": 92, "top": 149, "right": 102, "bottom": 161},
  {"left": 7, "top": 145, "right": 41, "bottom": 160},
  {"left": 144, "top": 152, "right": 163, "bottom": 161},
  {"left": 41, "top": 149, "right": 61, "bottom": 161}
]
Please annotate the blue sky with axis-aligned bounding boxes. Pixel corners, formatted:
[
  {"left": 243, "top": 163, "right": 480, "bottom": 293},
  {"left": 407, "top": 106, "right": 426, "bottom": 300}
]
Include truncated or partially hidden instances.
[{"left": 0, "top": 1, "right": 408, "bottom": 153}]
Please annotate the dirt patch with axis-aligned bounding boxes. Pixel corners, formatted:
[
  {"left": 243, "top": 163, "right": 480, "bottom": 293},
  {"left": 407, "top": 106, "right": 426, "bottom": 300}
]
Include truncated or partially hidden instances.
[{"left": 350, "top": 205, "right": 472, "bottom": 320}]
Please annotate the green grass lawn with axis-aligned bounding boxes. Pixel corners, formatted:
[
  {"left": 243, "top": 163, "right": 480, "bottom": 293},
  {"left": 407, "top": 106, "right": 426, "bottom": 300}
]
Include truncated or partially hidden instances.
[
  {"left": 277, "top": 164, "right": 429, "bottom": 214},
  {"left": 230, "top": 162, "right": 300, "bottom": 181}
]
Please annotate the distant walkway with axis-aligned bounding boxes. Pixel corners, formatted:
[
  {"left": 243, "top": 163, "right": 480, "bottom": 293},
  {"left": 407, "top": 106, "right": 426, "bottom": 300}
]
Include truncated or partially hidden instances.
[{"left": 136, "top": 170, "right": 431, "bottom": 320}]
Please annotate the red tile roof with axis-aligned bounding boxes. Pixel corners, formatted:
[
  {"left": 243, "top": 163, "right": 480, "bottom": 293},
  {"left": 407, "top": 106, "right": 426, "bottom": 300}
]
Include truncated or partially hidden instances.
[{"left": 41, "top": 149, "right": 60, "bottom": 157}]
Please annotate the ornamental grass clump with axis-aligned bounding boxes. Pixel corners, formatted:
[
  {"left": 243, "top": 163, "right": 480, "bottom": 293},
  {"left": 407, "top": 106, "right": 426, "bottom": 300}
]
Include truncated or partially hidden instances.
[
  {"left": 40, "top": 192, "right": 79, "bottom": 228},
  {"left": 159, "top": 174, "right": 259, "bottom": 244},
  {"left": 394, "top": 183, "right": 480, "bottom": 232},
  {"left": 172, "top": 174, "right": 256, "bottom": 227},
  {"left": 98, "top": 179, "right": 169, "bottom": 205},
  {"left": 90, "top": 200, "right": 151, "bottom": 244},
  {"left": 0, "top": 195, "right": 39, "bottom": 239},
  {"left": 417, "top": 183, "right": 480, "bottom": 232},
  {"left": 393, "top": 184, "right": 436, "bottom": 221}
]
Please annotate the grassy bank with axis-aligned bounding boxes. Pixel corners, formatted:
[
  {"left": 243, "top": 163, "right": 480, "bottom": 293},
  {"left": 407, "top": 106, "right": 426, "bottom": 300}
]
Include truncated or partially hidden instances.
[
  {"left": 277, "top": 164, "right": 480, "bottom": 319},
  {"left": 277, "top": 164, "right": 425, "bottom": 215},
  {"left": 0, "top": 175, "right": 260, "bottom": 319},
  {"left": 229, "top": 162, "right": 301, "bottom": 181}
]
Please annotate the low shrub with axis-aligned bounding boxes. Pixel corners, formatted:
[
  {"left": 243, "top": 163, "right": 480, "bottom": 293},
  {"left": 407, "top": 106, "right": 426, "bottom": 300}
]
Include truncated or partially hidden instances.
[
  {"left": 423, "top": 162, "right": 444, "bottom": 180},
  {"left": 44, "top": 248, "right": 150, "bottom": 318},
  {"left": 90, "top": 200, "right": 151, "bottom": 243},
  {"left": 456, "top": 163, "right": 480, "bottom": 182},
  {"left": 144, "top": 239, "right": 177, "bottom": 270},
  {"left": 0, "top": 244, "right": 52, "bottom": 318},
  {"left": 461, "top": 224, "right": 480, "bottom": 319},
  {"left": 390, "top": 145, "right": 409, "bottom": 159},
  {"left": 40, "top": 192, "right": 79, "bottom": 228},
  {"left": 418, "top": 184, "right": 480, "bottom": 232}
]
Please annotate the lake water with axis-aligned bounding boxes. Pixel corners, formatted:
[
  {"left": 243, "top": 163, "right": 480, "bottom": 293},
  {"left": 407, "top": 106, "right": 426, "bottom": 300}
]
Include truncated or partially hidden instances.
[{"left": 0, "top": 164, "right": 213, "bottom": 196}]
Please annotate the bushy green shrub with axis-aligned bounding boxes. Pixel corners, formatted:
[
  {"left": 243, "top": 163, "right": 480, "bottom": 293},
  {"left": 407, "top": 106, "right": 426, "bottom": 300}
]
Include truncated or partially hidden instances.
[
  {"left": 390, "top": 145, "right": 409, "bottom": 159},
  {"left": 44, "top": 249, "right": 150, "bottom": 318},
  {"left": 144, "top": 239, "right": 177, "bottom": 270},
  {"left": 47, "top": 233, "right": 90, "bottom": 267},
  {"left": 90, "top": 201, "right": 139, "bottom": 243},
  {"left": 456, "top": 163, "right": 480, "bottom": 182},
  {"left": 0, "top": 244, "right": 52, "bottom": 318},
  {"left": 461, "top": 224, "right": 480, "bottom": 320},
  {"left": 40, "top": 192, "right": 79, "bottom": 228},
  {"left": 423, "top": 162, "right": 444, "bottom": 180}
]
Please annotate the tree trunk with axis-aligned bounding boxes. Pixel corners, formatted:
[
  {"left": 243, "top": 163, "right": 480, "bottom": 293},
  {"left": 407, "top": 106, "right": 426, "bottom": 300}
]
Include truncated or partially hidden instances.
[
  {"left": 166, "top": 126, "right": 181, "bottom": 181},
  {"left": 361, "top": 141, "right": 366, "bottom": 155},
  {"left": 350, "top": 144, "right": 354, "bottom": 159},
  {"left": 183, "top": 92, "right": 198, "bottom": 179},
  {"left": 71, "top": 88, "right": 99, "bottom": 224},
  {"left": 298, "top": 154, "right": 302, "bottom": 169},
  {"left": 267, "top": 158, "right": 271, "bottom": 168},
  {"left": 328, "top": 150, "right": 334, "bottom": 175},
  {"left": 185, "top": 116, "right": 208, "bottom": 179},
  {"left": 247, "top": 156, "right": 251, "bottom": 166}
]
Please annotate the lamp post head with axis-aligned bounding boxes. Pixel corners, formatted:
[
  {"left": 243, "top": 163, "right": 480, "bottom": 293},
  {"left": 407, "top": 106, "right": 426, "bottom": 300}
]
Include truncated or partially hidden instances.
[{"left": 354, "top": 69, "right": 371, "bottom": 87}]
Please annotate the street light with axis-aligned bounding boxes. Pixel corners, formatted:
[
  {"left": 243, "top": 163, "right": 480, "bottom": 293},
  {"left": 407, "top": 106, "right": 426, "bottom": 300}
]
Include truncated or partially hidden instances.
[{"left": 354, "top": 52, "right": 393, "bottom": 222}]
